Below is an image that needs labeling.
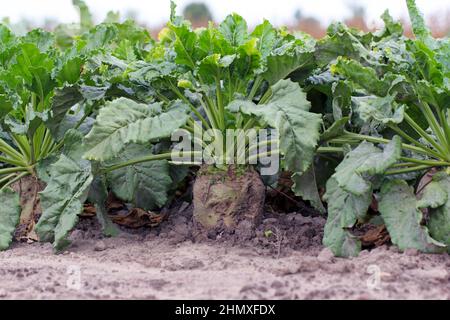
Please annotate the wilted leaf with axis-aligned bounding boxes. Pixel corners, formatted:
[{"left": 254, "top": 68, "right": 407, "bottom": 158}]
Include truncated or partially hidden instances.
[
  {"left": 110, "top": 208, "right": 166, "bottom": 229},
  {"left": 360, "top": 225, "right": 390, "bottom": 248}
]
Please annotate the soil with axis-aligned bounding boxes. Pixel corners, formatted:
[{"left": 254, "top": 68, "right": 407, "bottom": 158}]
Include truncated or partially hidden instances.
[{"left": 0, "top": 202, "right": 449, "bottom": 300}]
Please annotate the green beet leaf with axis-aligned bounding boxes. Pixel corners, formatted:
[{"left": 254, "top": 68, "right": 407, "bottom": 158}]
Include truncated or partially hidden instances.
[
  {"left": 292, "top": 165, "right": 326, "bottom": 213},
  {"left": 262, "top": 43, "right": 315, "bottom": 85},
  {"left": 88, "top": 175, "right": 119, "bottom": 237},
  {"left": 105, "top": 144, "right": 173, "bottom": 211},
  {"left": 36, "top": 131, "right": 93, "bottom": 251},
  {"left": 322, "top": 177, "right": 372, "bottom": 257},
  {"left": 378, "top": 179, "right": 446, "bottom": 253},
  {"left": 353, "top": 95, "right": 405, "bottom": 125},
  {"left": 425, "top": 173, "right": 450, "bottom": 253},
  {"left": 237, "top": 79, "right": 322, "bottom": 175},
  {"left": 0, "top": 188, "right": 21, "bottom": 251},
  {"left": 333, "top": 136, "right": 402, "bottom": 196},
  {"left": 406, "top": 0, "right": 435, "bottom": 48},
  {"left": 218, "top": 13, "right": 249, "bottom": 47},
  {"left": 83, "top": 98, "right": 189, "bottom": 161},
  {"left": 416, "top": 179, "right": 447, "bottom": 209}
]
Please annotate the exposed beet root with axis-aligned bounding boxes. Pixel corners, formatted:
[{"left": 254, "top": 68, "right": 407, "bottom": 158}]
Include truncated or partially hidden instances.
[{"left": 193, "top": 166, "right": 265, "bottom": 239}]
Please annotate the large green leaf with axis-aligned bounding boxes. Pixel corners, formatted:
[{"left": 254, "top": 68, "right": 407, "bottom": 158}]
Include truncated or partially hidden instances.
[
  {"left": 83, "top": 98, "right": 189, "bottom": 161},
  {"left": 426, "top": 174, "right": 450, "bottom": 253},
  {"left": 262, "top": 44, "right": 315, "bottom": 85},
  {"left": 36, "top": 154, "right": 92, "bottom": 251},
  {"left": 10, "top": 43, "right": 56, "bottom": 98},
  {"left": 333, "top": 136, "right": 401, "bottom": 196},
  {"left": 314, "top": 22, "right": 372, "bottom": 68},
  {"left": 251, "top": 20, "right": 277, "bottom": 59},
  {"left": 21, "top": 29, "right": 55, "bottom": 53},
  {"left": 168, "top": 21, "right": 199, "bottom": 69},
  {"left": 322, "top": 177, "right": 372, "bottom": 257},
  {"left": 218, "top": 13, "right": 249, "bottom": 47},
  {"left": 233, "top": 38, "right": 262, "bottom": 81},
  {"left": 237, "top": 79, "right": 322, "bottom": 175},
  {"left": 105, "top": 144, "right": 173, "bottom": 210},
  {"left": 0, "top": 188, "right": 21, "bottom": 251},
  {"left": 55, "top": 56, "right": 83, "bottom": 86},
  {"left": 378, "top": 179, "right": 446, "bottom": 253},
  {"left": 36, "top": 131, "right": 93, "bottom": 251}
]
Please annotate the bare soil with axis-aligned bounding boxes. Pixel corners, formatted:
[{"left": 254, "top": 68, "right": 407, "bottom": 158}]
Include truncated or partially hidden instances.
[{"left": 0, "top": 203, "right": 449, "bottom": 300}]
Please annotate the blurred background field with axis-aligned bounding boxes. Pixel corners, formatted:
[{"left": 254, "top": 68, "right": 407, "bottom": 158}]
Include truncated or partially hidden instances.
[{"left": 2, "top": 0, "right": 450, "bottom": 38}]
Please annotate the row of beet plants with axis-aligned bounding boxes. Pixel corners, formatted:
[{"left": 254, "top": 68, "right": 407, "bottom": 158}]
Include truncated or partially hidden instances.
[{"left": 0, "top": 0, "right": 448, "bottom": 257}]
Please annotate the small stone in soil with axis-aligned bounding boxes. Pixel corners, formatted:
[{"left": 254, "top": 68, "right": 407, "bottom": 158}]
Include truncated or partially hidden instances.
[
  {"left": 94, "top": 241, "right": 107, "bottom": 252},
  {"left": 317, "top": 248, "right": 334, "bottom": 263}
]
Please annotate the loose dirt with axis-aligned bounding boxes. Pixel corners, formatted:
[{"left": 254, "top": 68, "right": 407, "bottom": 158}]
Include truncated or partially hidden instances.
[{"left": 0, "top": 203, "right": 449, "bottom": 300}]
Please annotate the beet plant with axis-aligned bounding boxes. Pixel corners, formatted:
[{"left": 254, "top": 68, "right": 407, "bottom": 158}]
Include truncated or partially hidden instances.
[
  {"left": 0, "top": 26, "right": 85, "bottom": 250},
  {"left": 81, "top": 2, "right": 326, "bottom": 238},
  {"left": 310, "top": 0, "right": 450, "bottom": 256},
  {"left": 0, "top": 1, "right": 156, "bottom": 251}
]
